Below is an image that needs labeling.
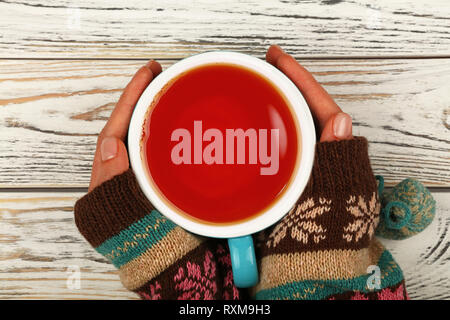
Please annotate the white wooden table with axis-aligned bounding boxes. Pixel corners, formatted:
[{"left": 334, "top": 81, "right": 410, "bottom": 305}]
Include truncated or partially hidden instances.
[{"left": 0, "top": 0, "right": 449, "bottom": 300}]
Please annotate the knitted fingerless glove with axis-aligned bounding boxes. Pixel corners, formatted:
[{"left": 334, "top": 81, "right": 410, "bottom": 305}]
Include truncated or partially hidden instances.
[
  {"left": 74, "top": 170, "right": 241, "bottom": 300},
  {"left": 253, "top": 137, "right": 409, "bottom": 300}
]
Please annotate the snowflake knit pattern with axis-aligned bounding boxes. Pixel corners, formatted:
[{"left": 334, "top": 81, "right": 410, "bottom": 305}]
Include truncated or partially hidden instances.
[{"left": 252, "top": 137, "right": 408, "bottom": 300}]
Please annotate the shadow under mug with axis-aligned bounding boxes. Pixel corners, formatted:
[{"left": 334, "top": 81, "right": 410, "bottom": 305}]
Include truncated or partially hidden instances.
[{"left": 128, "top": 51, "right": 316, "bottom": 288}]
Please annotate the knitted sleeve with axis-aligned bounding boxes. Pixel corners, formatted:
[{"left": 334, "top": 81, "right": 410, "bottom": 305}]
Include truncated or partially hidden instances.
[
  {"left": 74, "top": 169, "right": 241, "bottom": 300},
  {"left": 252, "top": 137, "right": 409, "bottom": 300}
]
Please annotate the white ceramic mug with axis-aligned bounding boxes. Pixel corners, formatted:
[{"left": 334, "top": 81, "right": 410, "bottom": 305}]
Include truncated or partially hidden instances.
[{"left": 128, "top": 51, "right": 316, "bottom": 287}]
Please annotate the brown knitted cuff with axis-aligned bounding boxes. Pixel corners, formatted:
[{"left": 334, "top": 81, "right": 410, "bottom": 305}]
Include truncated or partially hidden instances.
[
  {"left": 259, "top": 136, "right": 380, "bottom": 256},
  {"left": 308, "top": 136, "right": 377, "bottom": 202},
  {"left": 74, "top": 169, "right": 154, "bottom": 248},
  {"left": 74, "top": 170, "right": 243, "bottom": 300}
]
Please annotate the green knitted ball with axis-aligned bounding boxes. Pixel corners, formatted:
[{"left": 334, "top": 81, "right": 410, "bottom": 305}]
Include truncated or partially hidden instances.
[{"left": 375, "top": 177, "right": 436, "bottom": 240}]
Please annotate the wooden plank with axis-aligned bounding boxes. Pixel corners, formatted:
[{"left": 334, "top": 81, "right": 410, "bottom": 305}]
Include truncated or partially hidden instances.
[
  {"left": 0, "top": 192, "right": 137, "bottom": 299},
  {"left": 0, "top": 191, "right": 448, "bottom": 299},
  {"left": 0, "top": 58, "right": 448, "bottom": 187},
  {"left": 0, "top": 0, "right": 449, "bottom": 59}
]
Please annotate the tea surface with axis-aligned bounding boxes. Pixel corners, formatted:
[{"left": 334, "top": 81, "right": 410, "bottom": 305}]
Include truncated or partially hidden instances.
[{"left": 144, "top": 63, "right": 299, "bottom": 224}]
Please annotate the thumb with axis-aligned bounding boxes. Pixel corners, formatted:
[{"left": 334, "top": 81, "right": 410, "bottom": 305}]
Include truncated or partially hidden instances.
[
  {"left": 320, "top": 112, "right": 353, "bottom": 142},
  {"left": 98, "top": 136, "right": 130, "bottom": 183}
]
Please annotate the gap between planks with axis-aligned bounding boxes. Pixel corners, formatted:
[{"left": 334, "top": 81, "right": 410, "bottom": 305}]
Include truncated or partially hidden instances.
[{"left": 1, "top": 55, "right": 450, "bottom": 61}]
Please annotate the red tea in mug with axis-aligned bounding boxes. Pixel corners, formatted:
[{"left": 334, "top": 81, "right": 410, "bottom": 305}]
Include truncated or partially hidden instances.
[{"left": 142, "top": 63, "right": 300, "bottom": 224}]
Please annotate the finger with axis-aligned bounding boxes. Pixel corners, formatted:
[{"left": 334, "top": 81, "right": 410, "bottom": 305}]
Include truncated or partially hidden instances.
[
  {"left": 89, "top": 138, "right": 129, "bottom": 192},
  {"left": 103, "top": 60, "right": 162, "bottom": 140},
  {"left": 266, "top": 45, "right": 342, "bottom": 131}
]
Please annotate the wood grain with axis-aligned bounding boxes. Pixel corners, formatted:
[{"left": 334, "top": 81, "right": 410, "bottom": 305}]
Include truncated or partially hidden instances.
[
  {"left": 379, "top": 192, "right": 450, "bottom": 300},
  {"left": 0, "top": 58, "right": 448, "bottom": 187},
  {"left": 0, "top": 0, "right": 449, "bottom": 59},
  {"left": 0, "top": 191, "right": 448, "bottom": 300},
  {"left": 0, "top": 192, "right": 137, "bottom": 299}
]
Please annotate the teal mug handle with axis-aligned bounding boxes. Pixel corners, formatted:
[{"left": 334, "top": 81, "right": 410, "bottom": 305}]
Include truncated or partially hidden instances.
[{"left": 227, "top": 235, "right": 258, "bottom": 288}]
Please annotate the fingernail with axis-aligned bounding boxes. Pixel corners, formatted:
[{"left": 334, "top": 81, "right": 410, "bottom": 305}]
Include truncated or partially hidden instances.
[
  {"left": 101, "top": 137, "right": 118, "bottom": 162},
  {"left": 269, "top": 45, "right": 287, "bottom": 66},
  {"left": 333, "top": 112, "right": 352, "bottom": 139},
  {"left": 145, "top": 60, "right": 161, "bottom": 76},
  {"left": 272, "top": 44, "right": 284, "bottom": 53},
  {"left": 145, "top": 59, "right": 155, "bottom": 69}
]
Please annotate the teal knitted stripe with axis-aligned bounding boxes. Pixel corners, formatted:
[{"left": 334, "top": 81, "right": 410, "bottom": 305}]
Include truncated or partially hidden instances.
[
  {"left": 254, "top": 249, "right": 404, "bottom": 300},
  {"left": 95, "top": 210, "right": 176, "bottom": 268}
]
